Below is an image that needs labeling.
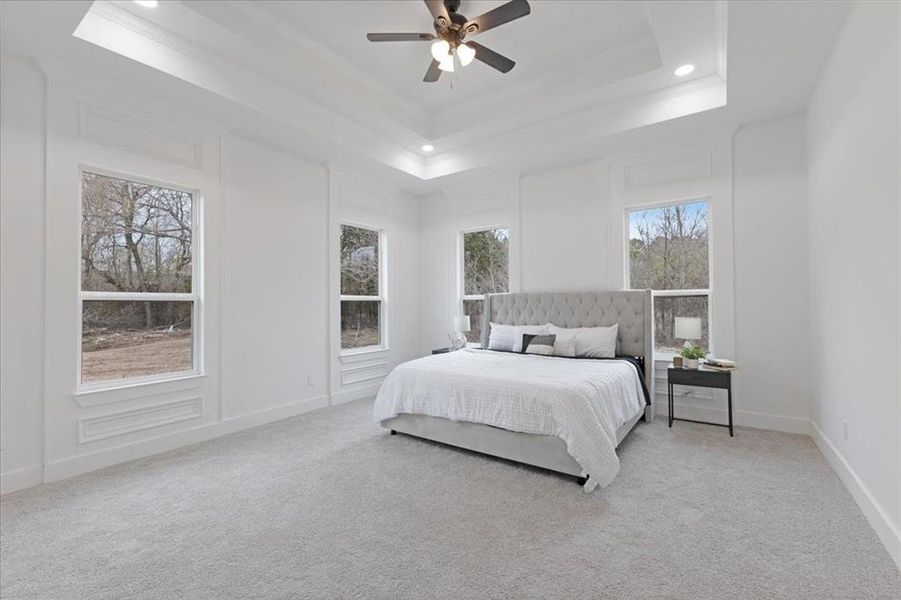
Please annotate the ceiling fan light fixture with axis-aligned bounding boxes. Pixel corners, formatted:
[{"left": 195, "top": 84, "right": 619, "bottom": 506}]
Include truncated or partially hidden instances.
[
  {"left": 457, "top": 43, "right": 476, "bottom": 67},
  {"left": 430, "top": 39, "right": 451, "bottom": 62},
  {"left": 422, "top": 144, "right": 434, "bottom": 152}
]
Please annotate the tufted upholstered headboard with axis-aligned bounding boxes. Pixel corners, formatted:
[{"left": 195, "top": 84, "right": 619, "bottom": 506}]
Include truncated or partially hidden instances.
[{"left": 481, "top": 290, "right": 654, "bottom": 396}]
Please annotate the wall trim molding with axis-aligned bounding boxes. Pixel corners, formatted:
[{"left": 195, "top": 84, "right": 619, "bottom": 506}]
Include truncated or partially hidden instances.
[
  {"left": 654, "top": 402, "right": 811, "bottom": 435},
  {"left": 330, "top": 383, "right": 380, "bottom": 407},
  {"left": 37, "top": 394, "right": 329, "bottom": 489},
  {"left": 0, "top": 465, "right": 44, "bottom": 496},
  {"left": 810, "top": 421, "right": 901, "bottom": 570},
  {"left": 76, "top": 396, "right": 203, "bottom": 443}
]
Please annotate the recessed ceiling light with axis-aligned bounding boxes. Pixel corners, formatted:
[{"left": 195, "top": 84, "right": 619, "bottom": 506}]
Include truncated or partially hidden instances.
[
  {"left": 422, "top": 144, "right": 434, "bottom": 152},
  {"left": 674, "top": 64, "right": 695, "bottom": 77},
  {"left": 134, "top": 0, "right": 159, "bottom": 7}
]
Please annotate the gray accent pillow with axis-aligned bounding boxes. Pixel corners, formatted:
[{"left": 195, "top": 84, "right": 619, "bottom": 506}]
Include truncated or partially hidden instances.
[{"left": 522, "top": 334, "right": 557, "bottom": 356}]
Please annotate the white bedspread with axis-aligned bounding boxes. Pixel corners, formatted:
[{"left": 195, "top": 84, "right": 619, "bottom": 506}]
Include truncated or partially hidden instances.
[{"left": 372, "top": 349, "right": 645, "bottom": 491}]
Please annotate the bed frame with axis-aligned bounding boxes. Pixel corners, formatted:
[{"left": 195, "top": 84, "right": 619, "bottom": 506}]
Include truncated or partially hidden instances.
[{"left": 381, "top": 290, "right": 654, "bottom": 484}]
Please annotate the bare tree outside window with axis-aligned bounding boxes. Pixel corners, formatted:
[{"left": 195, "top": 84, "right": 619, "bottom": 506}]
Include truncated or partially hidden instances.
[
  {"left": 628, "top": 201, "right": 710, "bottom": 353},
  {"left": 340, "top": 224, "right": 382, "bottom": 350},
  {"left": 80, "top": 172, "right": 196, "bottom": 385},
  {"left": 462, "top": 228, "right": 509, "bottom": 343}
]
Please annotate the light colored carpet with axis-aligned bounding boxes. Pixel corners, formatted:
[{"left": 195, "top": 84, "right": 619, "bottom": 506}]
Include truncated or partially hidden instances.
[{"left": 1, "top": 399, "right": 898, "bottom": 600}]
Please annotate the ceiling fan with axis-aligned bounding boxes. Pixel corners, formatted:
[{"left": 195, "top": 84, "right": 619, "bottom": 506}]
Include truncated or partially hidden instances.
[{"left": 367, "top": 0, "right": 531, "bottom": 82}]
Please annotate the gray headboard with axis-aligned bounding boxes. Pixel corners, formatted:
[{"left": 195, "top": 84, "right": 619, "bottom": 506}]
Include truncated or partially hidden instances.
[{"left": 481, "top": 290, "right": 654, "bottom": 396}]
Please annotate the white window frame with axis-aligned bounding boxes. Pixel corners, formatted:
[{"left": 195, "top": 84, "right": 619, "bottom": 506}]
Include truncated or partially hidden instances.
[
  {"left": 339, "top": 221, "right": 387, "bottom": 355},
  {"left": 458, "top": 224, "right": 510, "bottom": 347},
  {"left": 77, "top": 166, "right": 203, "bottom": 392},
  {"left": 623, "top": 198, "right": 712, "bottom": 358}
]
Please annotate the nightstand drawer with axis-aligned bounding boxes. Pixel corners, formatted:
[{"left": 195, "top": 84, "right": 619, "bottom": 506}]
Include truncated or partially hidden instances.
[{"left": 668, "top": 367, "right": 731, "bottom": 389}]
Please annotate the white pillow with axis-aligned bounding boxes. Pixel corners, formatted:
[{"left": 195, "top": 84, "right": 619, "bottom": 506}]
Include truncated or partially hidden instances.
[
  {"left": 512, "top": 324, "right": 549, "bottom": 353},
  {"left": 547, "top": 323, "right": 618, "bottom": 358},
  {"left": 551, "top": 333, "right": 576, "bottom": 357},
  {"left": 487, "top": 322, "right": 517, "bottom": 351}
]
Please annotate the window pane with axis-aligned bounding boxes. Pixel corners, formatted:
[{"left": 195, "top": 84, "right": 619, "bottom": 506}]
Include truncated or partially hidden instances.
[
  {"left": 82, "top": 301, "right": 193, "bottom": 384},
  {"left": 340, "top": 225, "right": 379, "bottom": 296},
  {"left": 628, "top": 201, "right": 708, "bottom": 290},
  {"left": 81, "top": 172, "right": 192, "bottom": 293},
  {"left": 341, "top": 300, "right": 380, "bottom": 349},
  {"left": 464, "top": 228, "right": 509, "bottom": 295},
  {"left": 654, "top": 295, "right": 709, "bottom": 354},
  {"left": 462, "top": 299, "right": 484, "bottom": 344}
]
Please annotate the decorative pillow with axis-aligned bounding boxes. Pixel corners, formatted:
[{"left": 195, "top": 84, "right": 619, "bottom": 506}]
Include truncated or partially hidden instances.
[
  {"left": 547, "top": 323, "right": 618, "bottom": 358},
  {"left": 487, "top": 322, "right": 517, "bottom": 351},
  {"left": 522, "top": 334, "right": 557, "bottom": 356},
  {"left": 511, "top": 324, "right": 548, "bottom": 352}
]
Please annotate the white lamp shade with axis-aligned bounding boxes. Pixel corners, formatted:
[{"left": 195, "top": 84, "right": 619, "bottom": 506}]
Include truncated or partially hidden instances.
[
  {"left": 430, "top": 39, "right": 450, "bottom": 62},
  {"left": 454, "top": 315, "right": 471, "bottom": 333},
  {"left": 457, "top": 43, "right": 475, "bottom": 66},
  {"left": 674, "top": 317, "right": 702, "bottom": 340}
]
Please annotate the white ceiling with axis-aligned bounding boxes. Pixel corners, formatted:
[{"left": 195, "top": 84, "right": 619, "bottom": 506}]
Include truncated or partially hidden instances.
[
  {"left": 253, "top": 0, "right": 655, "bottom": 112},
  {"left": 0, "top": 0, "right": 850, "bottom": 192}
]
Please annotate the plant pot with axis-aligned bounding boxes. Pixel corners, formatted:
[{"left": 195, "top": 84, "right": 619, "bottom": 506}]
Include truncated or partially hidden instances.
[
  {"left": 672, "top": 356, "right": 683, "bottom": 368},
  {"left": 684, "top": 358, "right": 699, "bottom": 369}
]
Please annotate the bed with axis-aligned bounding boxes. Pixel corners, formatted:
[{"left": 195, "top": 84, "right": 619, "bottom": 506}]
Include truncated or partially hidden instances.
[{"left": 374, "top": 290, "right": 654, "bottom": 491}]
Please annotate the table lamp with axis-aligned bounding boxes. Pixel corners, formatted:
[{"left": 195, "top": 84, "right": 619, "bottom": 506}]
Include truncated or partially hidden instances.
[
  {"left": 674, "top": 317, "right": 702, "bottom": 350},
  {"left": 449, "top": 315, "right": 471, "bottom": 350}
]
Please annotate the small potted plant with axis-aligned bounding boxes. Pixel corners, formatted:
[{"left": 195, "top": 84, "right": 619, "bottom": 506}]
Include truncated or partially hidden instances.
[{"left": 680, "top": 345, "right": 707, "bottom": 369}]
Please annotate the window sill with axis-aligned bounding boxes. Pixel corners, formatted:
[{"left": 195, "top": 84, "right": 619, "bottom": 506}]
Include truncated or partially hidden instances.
[
  {"left": 339, "top": 346, "right": 389, "bottom": 361},
  {"left": 74, "top": 372, "right": 206, "bottom": 405}
]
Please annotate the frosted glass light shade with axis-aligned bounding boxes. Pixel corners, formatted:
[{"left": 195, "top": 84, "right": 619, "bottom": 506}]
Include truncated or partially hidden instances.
[
  {"left": 674, "top": 317, "right": 702, "bottom": 340},
  {"left": 438, "top": 54, "right": 455, "bottom": 72},
  {"left": 431, "top": 40, "right": 450, "bottom": 62},
  {"left": 454, "top": 315, "right": 471, "bottom": 333},
  {"left": 457, "top": 43, "right": 475, "bottom": 66}
]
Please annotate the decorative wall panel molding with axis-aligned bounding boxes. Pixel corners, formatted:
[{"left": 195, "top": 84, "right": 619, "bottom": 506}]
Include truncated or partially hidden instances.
[
  {"left": 77, "top": 101, "right": 204, "bottom": 169},
  {"left": 340, "top": 360, "right": 389, "bottom": 386},
  {"left": 623, "top": 152, "right": 711, "bottom": 190},
  {"left": 77, "top": 396, "right": 203, "bottom": 443}
]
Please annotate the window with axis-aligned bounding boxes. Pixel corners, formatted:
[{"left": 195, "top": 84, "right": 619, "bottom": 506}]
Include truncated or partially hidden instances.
[
  {"left": 340, "top": 224, "right": 383, "bottom": 351},
  {"left": 80, "top": 171, "right": 198, "bottom": 386},
  {"left": 461, "top": 227, "right": 509, "bottom": 344},
  {"left": 627, "top": 200, "right": 710, "bottom": 354}
]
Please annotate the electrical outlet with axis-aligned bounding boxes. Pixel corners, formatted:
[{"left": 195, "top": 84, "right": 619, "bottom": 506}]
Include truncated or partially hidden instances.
[
  {"left": 307, "top": 375, "right": 314, "bottom": 387},
  {"left": 842, "top": 420, "right": 848, "bottom": 440}
]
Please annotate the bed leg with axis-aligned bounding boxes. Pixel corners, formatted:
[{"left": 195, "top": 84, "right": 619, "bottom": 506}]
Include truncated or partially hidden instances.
[
  {"left": 643, "top": 405, "right": 654, "bottom": 423},
  {"left": 575, "top": 475, "right": 588, "bottom": 486},
  {"left": 390, "top": 429, "right": 397, "bottom": 435}
]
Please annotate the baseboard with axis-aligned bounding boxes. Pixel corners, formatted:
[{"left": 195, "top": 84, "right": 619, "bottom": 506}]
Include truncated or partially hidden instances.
[
  {"left": 39, "top": 395, "right": 331, "bottom": 490},
  {"left": 810, "top": 421, "right": 901, "bottom": 570},
  {"left": 220, "top": 395, "right": 330, "bottom": 435},
  {"left": 655, "top": 401, "right": 811, "bottom": 435},
  {"left": 0, "top": 465, "right": 44, "bottom": 495},
  {"left": 330, "top": 383, "right": 380, "bottom": 406}
]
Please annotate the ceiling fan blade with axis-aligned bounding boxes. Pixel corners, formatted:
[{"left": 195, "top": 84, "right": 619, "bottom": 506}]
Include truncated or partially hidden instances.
[
  {"left": 423, "top": 59, "right": 442, "bottom": 82},
  {"left": 424, "top": 0, "right": 451, "bottom": 24},
  {"left": 464, "top": 0, "right": 530, "bottom": 35},
  {"left": 367, "top": 33, "right": 436, "bottom": 42},
  {"left": 467, "top": 41, "right": 515, "bottom": 73}
]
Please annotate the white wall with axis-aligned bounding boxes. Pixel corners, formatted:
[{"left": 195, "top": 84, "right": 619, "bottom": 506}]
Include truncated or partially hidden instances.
[
  {"left": 221, "top": 137, "right": 329, "bottom": 421},
  {"left": 0, "top": 55, "right": 45, "bottom": 491},
  {"left": 732, "top": 116, "right": 811, "bottom": 426},
  {"left": 806, "top": 1, "right": 900, "bottom": 567},
  {"left": 0, "top": 57, "right": 421, "bottom": 494},
  {"left": 520, "top": 161, "right": 608, "bottom": 292}
]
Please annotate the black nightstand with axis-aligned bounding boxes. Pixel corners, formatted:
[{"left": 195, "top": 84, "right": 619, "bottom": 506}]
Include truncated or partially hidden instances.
[
  {"left": 431, "top": 348, "right": 451, "bottom": 355},
  {"left": 667, "top": 365, "right": 734, "bottom": 436}
]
